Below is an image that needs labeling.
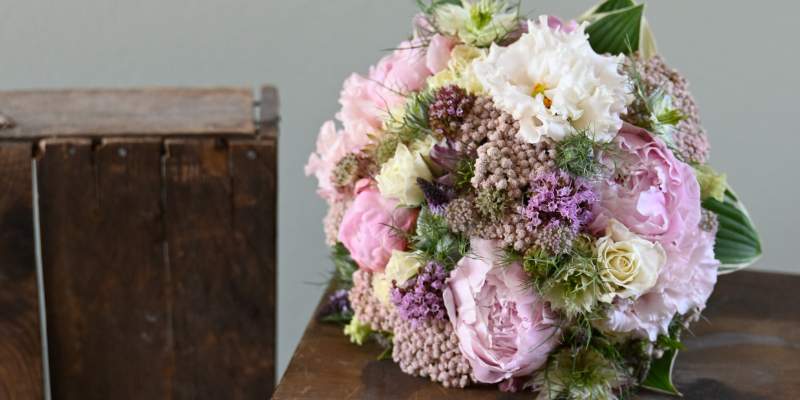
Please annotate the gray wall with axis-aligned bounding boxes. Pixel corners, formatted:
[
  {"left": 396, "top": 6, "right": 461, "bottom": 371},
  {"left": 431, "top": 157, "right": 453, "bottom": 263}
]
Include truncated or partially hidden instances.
[{"left": 1, "top": 0, "right": 797, "bottom": 380}]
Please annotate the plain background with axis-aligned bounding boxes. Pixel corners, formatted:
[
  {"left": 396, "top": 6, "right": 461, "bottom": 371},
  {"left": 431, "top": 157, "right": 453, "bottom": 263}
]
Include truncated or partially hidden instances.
[{"left": 1, "top": 0, "right": 797, "bottom": 380}]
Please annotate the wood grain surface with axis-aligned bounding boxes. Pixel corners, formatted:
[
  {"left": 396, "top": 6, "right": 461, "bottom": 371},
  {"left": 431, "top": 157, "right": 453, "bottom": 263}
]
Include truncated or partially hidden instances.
[
  {"left": 273, "top": 271, "right": 800, "bottom": 400},
  {"left": 0, "top": 87, "right": 255, "bottom": 139},
  {"left": 0, "top": 142, "right": 43, "bottom": 400},
  {"left": 165, "top": 139, "right": 276, "bottom": 399},
  {"left": 38, "top": 139, "right": 171, "bottom": 399}
]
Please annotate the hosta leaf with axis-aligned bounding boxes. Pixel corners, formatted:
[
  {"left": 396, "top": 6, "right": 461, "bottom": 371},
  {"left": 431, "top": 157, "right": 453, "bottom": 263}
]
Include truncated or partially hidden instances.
[
  {"left": 585, "top": 4, "right": 644, "bottom": 55},
  {"left": 702, "top": 189, "right": 762, "bottom": 274}
]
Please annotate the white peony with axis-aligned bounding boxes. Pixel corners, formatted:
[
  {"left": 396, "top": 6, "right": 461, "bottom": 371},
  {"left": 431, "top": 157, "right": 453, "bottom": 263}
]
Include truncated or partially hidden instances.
[
  {"left": 376, "top": 142, "right": 433, "bottom": 206},
  {"left": 473, "top": 16, "right": 632, "bottom": 144},
  {"left": 597, "top": 219, "right": 665, "bottom": 303}
]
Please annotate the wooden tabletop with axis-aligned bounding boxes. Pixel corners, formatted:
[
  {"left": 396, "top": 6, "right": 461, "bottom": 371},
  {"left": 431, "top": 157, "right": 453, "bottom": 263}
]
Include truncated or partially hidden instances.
[{"left": 273, "top": 271, "right": 800, "bottom": 399}]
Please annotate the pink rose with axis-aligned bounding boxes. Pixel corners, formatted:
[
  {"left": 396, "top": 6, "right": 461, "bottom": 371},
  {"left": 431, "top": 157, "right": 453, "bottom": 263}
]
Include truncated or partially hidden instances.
[
  {"left": 443, "top": 239, "right": 559, "bottom": 384},
  {"left": 305, "top": 121, "right": 369, "bottom": 201},
  {"left": 337, "top": 184, "right": 418, "bottom": 273},
  {"left": 337, "top": 39, "right": 444, "bottom": 137},
  {"left": 591, "top": 123, "right": 701, "bottom": 254},
  {"left": 592, "top": 124, "right": 717, "bottom": 339}
]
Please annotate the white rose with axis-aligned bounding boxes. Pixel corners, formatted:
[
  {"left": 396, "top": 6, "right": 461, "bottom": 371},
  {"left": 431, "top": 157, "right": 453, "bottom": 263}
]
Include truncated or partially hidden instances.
[
  {"left": 597, "top": 219, "right": 665, "bottom": 303},
  {"left": 376, "top": 142, "right": 433, "bottom": 206},
  {"left": 372, "top": 250, "right": 423, "bottom": 305}
]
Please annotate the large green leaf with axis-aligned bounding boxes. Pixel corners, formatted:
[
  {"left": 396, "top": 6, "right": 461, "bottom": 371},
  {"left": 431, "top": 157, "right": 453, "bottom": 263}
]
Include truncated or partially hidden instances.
[
  {"left": 595, "top": 0, "right": 636, "bottom": 13},
  {"left": 642, "top": 346, "right": 681, "bottom": 396},
  {"left": 585, "top": 4, "right": 644, "bottom": 55},
  {"left": 703, "top": 189, "right": 763, "bottom": 274}
]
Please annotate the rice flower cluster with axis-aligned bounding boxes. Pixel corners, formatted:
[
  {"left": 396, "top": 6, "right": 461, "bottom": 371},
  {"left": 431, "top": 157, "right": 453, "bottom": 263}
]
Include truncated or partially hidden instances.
[{"left": 307, "top": 1, "right": 760, "bottom": 398}]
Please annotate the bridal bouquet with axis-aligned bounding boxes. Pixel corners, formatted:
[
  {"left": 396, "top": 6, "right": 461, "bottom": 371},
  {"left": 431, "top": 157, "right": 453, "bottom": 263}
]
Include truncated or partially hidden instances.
[{"left": 307, "top": 0, "right": 762, "bottom": 398}]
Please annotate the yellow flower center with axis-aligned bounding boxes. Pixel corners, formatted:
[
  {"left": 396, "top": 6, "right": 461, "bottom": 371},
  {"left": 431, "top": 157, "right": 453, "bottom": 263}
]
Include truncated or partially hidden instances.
[{"left": 531, "top": 83, "right": 553, "bottom": 109}]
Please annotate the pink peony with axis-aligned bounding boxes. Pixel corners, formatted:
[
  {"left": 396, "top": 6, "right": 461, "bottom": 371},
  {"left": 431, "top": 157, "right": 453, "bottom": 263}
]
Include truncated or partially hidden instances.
[
  {"left": 337, "top": 182, "right": 418, "bottom": 273},
  {"left": 603, "top": 229, "right": 718, "bottom": 340},
  {"left": 592, "top": 123, "right": 717, "bottom": 339},
  {"left": 337, "top": 38, "right": 447, "bottom": 137},
  {"left": 443, "top": 238, "right": 560, "bottom": 384},
  {"left": 591, "top": 123, "right": 701, "bottom": 254},
  {"left": 305, "top": 121, "right": 369, "bottom": 201}
]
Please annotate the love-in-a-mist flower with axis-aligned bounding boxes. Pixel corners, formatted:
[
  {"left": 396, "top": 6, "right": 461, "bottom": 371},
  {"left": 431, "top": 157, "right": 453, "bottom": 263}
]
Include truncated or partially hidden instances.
[
  {"left": 473, "top": 15, "right": 631, "bottom": 144},
  {"left": 432, "top": 0, "right": 520, "bottom": 48}
]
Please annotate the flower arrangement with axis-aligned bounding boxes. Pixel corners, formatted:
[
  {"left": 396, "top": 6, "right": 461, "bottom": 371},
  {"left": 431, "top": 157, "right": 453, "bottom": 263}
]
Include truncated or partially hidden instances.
[{"left": 307, "top": 0, "right": 762, "bottom": 398}]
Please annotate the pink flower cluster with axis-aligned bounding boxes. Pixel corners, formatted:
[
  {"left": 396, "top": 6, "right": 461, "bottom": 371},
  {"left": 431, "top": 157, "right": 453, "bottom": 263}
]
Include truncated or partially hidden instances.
[{"left": 592, "top": 123, "right": 718, "bottom": 339}]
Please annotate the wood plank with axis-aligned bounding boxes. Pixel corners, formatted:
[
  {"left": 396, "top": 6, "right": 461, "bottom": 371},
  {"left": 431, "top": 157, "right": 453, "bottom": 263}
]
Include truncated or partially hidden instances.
[
  {"left": 165, "top": 138, "right": 276, "bottom": 399},
  {"left": 0, "top": 142, "right": 42, "bottom": 400},
  {"left": 0, "top": 88, "right": 255, "bottom": 139},
  {"left": 272, "top": 271, "right": 800, "bottom": 400},
  {"left": 39, "top": 139, "right": 171, "bottom": 399},
  {"left": 258, "top": 86, "right": 279, "bottom": 138}
]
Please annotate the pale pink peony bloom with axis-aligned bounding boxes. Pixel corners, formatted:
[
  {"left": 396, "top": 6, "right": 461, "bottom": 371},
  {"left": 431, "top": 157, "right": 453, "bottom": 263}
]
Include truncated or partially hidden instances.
[
  {"left": 337, "top": 38, "right": 448, "bottom": 138},
  {"left": 305, "top": 120, "right": 370, "bottom": 201},
  {"left": 337, "top": 183, "right": 418, "bottom": 273},
  {"left": 444, "top": 238, "right": 560, "bottom": 384},
  {"left": 592, "top": 123, "right": 717, "bottom": 340},
  {"left": 603, "top": 229, "right": 718, "bottom": 340},
  {"left": 591, "top": 123, "right": 701, "bottom": 254}
]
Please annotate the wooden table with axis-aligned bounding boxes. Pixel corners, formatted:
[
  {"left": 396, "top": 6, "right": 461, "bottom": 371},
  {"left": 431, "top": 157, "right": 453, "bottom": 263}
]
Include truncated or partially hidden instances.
[{"left": 273, "top": 271, "right": 800, "bottom": 399}]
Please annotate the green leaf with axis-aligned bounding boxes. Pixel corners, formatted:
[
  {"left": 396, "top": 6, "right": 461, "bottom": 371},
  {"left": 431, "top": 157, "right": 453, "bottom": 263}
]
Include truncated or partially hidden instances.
[
  {"left": 702, "top": 189, "right": 763, "bottom": 274},
  {"left": 595, "top": 0, "right": 636, "bottom": 13},
  {"left": 585, "top": 4, "right": 644, "bottom": 55},
  {"left": 642, "top": 343, "right": 682, "bottom": 396}
]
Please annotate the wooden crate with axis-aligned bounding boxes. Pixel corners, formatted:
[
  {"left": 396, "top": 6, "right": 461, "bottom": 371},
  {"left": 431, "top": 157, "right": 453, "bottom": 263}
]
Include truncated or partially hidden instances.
[{"left": 0, "top": 86, "right": 278, "bottom": 399}]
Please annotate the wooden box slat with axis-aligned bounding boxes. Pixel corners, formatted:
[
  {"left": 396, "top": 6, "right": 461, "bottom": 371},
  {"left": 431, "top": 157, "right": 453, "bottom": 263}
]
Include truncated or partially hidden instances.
[
  {"left": 39, "top": 139, "right": 172, "bottom": 399},
  {"left": 273, "top": 271, "right": 800, "bottom": 400},
  {"left": 0, "top": 88, "right": 255, "bottom": 139},
  {"left": 165, "top": 139, "right": 275, "bottom": 399},
  {"left": 0, "top": 143, "right": 42, "bottom": 399}
]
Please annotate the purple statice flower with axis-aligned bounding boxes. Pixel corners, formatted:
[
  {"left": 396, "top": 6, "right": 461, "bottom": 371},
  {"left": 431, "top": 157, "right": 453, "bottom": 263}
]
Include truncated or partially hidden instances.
[
  {"left": 390, "top": 262, "right": 448, "bottom": 328},
  {"left": 523, "top": 170, "right": 597, "bottom": 253},
  {"left": 318, "top": 289, "right": 352, "bottom": 320},
  {"left": 417, "top": 178, "right": 454, "bottom": 215}
]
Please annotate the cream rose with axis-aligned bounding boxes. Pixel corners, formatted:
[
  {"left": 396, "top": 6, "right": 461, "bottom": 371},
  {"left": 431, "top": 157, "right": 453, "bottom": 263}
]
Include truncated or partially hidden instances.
[
  {"left": 372, "top": 250, "right": 424, "bottom": 305},
  {"left": 597, "top": 219, "right": 665, "bottom": 303},
  {"left": 376, "top": 142, "right": 433, "bottom": 206}
]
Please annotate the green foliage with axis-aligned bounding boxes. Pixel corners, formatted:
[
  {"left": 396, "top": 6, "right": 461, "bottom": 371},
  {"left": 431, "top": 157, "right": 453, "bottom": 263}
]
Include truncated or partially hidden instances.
[
  {"left": 386, "top": 90, "right": 435, "bottom": 144},
  {"left": 454, "top": 158, "right": 476, "bottom": 191},
  {"left": 475, "top": 189, "right": 508, "bottom": 219},
  {"left": 585, "top": 3, "right": 644, "bottom": 56},
  {"left": 626, "top": 59, "right": 686, "bottom": 149},
  {"left": 642, "top": 321, "right": 683, "bottom": 396},
  {"left": 321, "top": 311, "right": 354, "bottom": 325},
  {"left": 694, "top": 165, "right": 727, "bottom": 202},
  {"left": 702, "top": 189, "right": 762, "bottom": 272},
  {"left": 556, "top": 131, "right": 601, "bottom": 178},
  {"left": 343, "top": 317, "right": 373, "bottom": 346},
  {"left": 374, "top": 134, "right": 400, "bottom": 165},
  {"left": 411, "top": 207, "right": 470, "bottom": 269},
  {"left": 534, "top": 346, "right": 627, "bottom": 400},
  {"left": 522, "top": 236, "right": 611, "bottom": 319},
  {"left": 331, "top": 243, "right": 359, "bottom": 289}
]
